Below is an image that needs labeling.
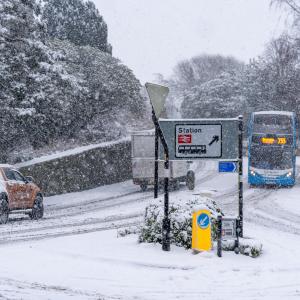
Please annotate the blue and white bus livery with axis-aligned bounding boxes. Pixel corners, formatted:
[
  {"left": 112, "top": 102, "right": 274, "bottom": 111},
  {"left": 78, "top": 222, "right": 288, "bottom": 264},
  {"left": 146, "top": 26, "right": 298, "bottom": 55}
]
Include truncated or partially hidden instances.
[{"left": 248, "top": 111, "right": 297, "bottom": 187}]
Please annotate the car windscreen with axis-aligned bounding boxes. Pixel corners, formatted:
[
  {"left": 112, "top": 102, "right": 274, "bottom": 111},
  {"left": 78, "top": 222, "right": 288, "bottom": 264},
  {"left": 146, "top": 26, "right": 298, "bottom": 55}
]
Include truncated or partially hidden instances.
[
  {"left": 253, "top": 114, "right": 293, "bottom": 134},
  {"left": 250, "top": 146, "right": 293, "bottom": 170},
  {"left": 3, "top": 168, "right": 16, "bottom": 180}
]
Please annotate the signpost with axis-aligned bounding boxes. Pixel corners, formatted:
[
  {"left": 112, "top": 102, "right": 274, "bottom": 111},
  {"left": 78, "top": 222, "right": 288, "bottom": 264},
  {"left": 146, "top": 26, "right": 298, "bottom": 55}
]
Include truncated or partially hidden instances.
[
  {"left": 145, "top": 82, "right": 244, "bottom": 253},
  {"left": 145, "top": 83, "right": 171, "bottom": 252},
  {"left": 238, "top": 115, "right": 243, "bottom": 237}
]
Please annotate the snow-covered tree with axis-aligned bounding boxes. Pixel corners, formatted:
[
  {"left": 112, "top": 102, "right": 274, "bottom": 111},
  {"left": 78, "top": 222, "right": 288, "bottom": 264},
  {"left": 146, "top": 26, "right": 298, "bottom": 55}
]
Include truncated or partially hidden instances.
[
  {"left": 42, "top": 0, "right": 112, "bottom": 54},
  {"left": 243, "top": 35, "right": 300, "bottom": 114},
  {"left": 0, "top": 0, "right": 147, "bottom": 161},
  {"left": 157, "top": 54, "right": 244, "bottom": 118},
  {"left": 181, "top": 71, "right": 246, "bottom": 118},
  {"left": 50, "top": 39, "right": 148, "bottom": 142}
]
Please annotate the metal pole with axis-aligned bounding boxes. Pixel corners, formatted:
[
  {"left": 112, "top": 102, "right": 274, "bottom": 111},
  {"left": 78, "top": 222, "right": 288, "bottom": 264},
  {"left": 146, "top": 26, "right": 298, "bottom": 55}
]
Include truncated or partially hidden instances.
[
  {"left": 238, "top": 115, "right": 243, "bottom": 237},
  {"left": 154, "top": 110, "right": 159, "bottom": 199},
  {"left": 151, "top": 112, "right": 170, "bottom": 251},
  {"left": 217, "top": 215, "right": 222, "bottom": 257},
  {"left": 162, "top": 150, "right": 170, "bottom": 251}
]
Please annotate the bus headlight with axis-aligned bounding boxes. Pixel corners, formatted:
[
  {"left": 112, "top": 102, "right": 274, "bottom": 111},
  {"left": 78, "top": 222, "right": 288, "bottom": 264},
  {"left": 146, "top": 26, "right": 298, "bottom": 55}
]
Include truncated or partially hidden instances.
[
  {"left": 286, "top": 172, "right": 292, "bottom": 177},
  {"left": 250, "top": 170, "right": 256, "bottom": 176}
]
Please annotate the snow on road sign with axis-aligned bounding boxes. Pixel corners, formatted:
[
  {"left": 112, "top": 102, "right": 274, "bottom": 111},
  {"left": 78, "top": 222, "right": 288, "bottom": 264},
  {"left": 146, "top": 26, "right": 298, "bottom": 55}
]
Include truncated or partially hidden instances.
[{"left": 175, "top": 124, "right": 221, "bottom": 159}]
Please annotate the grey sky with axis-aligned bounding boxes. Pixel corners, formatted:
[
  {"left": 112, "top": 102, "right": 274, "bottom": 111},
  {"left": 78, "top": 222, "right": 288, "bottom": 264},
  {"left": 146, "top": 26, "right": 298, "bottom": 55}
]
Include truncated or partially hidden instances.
[{"left": 93, "top": 0, "right": 288, "bottom": 83}]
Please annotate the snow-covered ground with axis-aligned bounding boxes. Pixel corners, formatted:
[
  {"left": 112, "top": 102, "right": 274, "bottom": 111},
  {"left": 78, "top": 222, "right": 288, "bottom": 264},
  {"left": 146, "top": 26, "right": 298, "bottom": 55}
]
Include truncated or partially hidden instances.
[{"left": 1, "top": 158, "right": 300, "bottom": 299}]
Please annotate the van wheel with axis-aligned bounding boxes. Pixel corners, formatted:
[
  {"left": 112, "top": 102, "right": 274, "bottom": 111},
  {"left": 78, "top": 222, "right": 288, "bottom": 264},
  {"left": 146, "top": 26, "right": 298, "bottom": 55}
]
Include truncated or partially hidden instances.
[
  {"left": 29, "top": 195, "right": 44, "bottom": 220},
  {"left": 140, "top": 183, "right": 147, "bottom": 192},
  {"left": 186, "top": 171, "right": 195, "bottom": 190},
  {"left": 172, "top": 180, "right": 180, "bottom": 190},
  {"left": 0, "top": 196, "right": 9, "bottom": 224}
]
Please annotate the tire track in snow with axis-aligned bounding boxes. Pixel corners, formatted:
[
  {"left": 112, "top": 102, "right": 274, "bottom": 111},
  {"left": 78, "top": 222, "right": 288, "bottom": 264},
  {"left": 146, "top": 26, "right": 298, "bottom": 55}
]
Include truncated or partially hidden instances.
[
  {"left": 244, "top": 166, "right": 300, "bottom": 234},
  {"left": 0, "top": 163, "right": 219, "bottom": 244}
]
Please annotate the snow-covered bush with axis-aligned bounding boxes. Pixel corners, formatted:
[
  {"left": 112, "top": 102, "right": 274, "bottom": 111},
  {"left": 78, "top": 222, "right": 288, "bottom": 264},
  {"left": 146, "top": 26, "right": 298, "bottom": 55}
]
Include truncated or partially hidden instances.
[
  {"left": 136, "top": 195, "right": 263, "bottom": 257},
  {"left": 222, "top": 238, "right": 263, "bottom": 258},
  {"left": 138, "top": 197, "right": 222, "bottom": 249},
  {"left": 117, "top": 226, "right": 140, "bottom": 238}
]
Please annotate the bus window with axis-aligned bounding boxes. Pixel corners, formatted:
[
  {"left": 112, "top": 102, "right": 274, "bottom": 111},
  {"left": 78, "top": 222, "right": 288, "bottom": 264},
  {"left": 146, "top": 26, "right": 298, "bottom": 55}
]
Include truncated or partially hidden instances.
[{"left": 253, "top": 114, "right": 292, "bottom": 134}]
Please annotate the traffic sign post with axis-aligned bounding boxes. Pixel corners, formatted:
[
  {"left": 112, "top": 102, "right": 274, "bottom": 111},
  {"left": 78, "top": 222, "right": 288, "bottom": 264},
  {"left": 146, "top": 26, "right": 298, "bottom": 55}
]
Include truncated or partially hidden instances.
[
  {"left": 146, "top": 83, "right": 171, "bottom": 252},
  {"left": 154, "top": 110, "right": 159, "bottom": 199},
  {"left": 217, "top": 215, "right": 222, "bottom": 257},
  {"left": 238, "top": 115, "right": 243, "bottom": 237},
  {"left": 145, "top": 82, "right": 244, "bottom": 253}
]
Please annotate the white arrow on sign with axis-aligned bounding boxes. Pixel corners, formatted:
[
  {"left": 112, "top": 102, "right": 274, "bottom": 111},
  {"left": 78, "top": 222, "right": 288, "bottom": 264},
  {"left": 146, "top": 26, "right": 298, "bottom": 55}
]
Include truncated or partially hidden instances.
[{"left": 145, "top": 83, "right": 169, "bottom": 118}]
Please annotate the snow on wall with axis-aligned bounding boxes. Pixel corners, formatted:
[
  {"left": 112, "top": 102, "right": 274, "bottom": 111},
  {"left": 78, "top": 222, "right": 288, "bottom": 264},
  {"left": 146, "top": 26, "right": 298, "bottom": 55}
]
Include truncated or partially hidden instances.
[{"left": 18, "top": 139, "right": 132, "bottom": 196}]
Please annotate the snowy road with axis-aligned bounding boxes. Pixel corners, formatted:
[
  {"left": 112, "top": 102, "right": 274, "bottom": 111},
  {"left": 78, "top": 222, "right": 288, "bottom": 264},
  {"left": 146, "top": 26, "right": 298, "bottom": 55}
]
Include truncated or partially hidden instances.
[{"left": 0, "top": 158, "right": 300, "bottom": 299}]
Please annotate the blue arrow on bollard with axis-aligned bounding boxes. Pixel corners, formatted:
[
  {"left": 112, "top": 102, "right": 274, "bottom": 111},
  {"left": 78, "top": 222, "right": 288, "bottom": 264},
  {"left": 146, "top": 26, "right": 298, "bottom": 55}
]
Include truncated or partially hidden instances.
[{"left": 218, "top": 161, "right": 237, "bottom": 173}]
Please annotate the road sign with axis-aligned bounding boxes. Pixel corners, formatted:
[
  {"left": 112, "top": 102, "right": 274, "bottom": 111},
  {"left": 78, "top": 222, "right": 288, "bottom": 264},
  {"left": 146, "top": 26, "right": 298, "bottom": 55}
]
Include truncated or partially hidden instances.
[
  {"left": 219, "top": 161, "right": 237, "bottom": 173},
  {"left": 145, "top": 83, "right": 169, "bottom": 118},
  {"left": 197, "top": 212, "right": 210, "bottom": 229},
  {"left": 192, "top": 209, "right": 212, "bottom": 251},
  {"left": 159, "top": 119, "right": 239, "bottom": 160},
  {"left": 175, "top": 124, "right": 221, "bottom": 158},
  {"left": 222, "top": 218, "right": 237, "bottom": 239}
]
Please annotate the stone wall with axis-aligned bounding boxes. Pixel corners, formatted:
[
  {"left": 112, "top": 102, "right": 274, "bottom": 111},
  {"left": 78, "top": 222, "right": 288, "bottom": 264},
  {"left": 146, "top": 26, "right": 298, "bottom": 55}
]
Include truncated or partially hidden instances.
[{"left": 19, "top": 140, "right": 132, "bottom": 196}]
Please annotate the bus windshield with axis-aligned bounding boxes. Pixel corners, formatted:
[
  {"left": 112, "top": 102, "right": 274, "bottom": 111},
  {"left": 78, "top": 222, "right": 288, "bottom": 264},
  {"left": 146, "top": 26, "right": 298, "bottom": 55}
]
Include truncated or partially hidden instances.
[
  {"left": 253, "top": 114, "right": 293, "bottom": 134},
  {"left": 250, "top": 146, "right": 293, "bottom": 170}
]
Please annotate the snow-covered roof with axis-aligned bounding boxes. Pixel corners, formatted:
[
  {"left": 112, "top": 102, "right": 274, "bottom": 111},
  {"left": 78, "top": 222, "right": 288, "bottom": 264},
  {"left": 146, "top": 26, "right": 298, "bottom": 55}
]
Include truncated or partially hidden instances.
[{"left": 253, "top": 111, "right": 294, "bottom": 116}]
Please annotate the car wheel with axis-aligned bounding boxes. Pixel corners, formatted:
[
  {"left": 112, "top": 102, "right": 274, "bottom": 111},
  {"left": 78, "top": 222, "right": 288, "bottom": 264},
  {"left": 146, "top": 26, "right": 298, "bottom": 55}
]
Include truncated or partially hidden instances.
[
  {"left": 29, "top": 195, "right": 44, "bottom": 220},
  {"left": 0, "top": 195, "right": 9, "bottom": 224},
  {"left": 186, "top": 171, "right": 195, "bottom": 190}
]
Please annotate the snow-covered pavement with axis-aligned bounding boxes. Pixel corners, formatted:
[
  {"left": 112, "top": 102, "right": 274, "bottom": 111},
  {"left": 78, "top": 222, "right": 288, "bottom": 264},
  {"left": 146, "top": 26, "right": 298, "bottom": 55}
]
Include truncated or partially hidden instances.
[{"left": 0, "top": 159, "right": 300, "bottom": 299}]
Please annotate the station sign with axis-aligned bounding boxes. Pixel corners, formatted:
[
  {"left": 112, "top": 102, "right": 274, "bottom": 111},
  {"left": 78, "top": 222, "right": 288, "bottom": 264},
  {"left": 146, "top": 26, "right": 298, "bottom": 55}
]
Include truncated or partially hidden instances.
[
  {"left": 175, "top": 124, "right": 221, "bottom": 158},
  {"left": 159, "top": 119, "right": 239, "bottom": 160}
]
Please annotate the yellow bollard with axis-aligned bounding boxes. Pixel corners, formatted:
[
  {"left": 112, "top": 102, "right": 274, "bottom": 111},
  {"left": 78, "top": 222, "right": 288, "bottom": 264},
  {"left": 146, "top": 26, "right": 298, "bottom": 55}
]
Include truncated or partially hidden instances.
[{"left": 192, "top": 209, "right": 212, "bottom": 252}]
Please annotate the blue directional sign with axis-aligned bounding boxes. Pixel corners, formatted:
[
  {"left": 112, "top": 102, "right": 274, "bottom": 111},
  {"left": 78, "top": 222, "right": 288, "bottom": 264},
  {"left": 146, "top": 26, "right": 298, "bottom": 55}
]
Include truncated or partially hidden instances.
[
  {"left": 218, "top": 161, "right": 237, "bottom": 173},
  {"left": 197, "top": 213, "right": 210, "bottom": 229}
]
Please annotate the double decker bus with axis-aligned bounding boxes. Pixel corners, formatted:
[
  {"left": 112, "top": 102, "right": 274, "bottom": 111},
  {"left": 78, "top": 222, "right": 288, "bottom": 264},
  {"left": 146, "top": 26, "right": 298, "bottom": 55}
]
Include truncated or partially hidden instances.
[{"left": 248, "top": 111, "right": 297, "bottom": 187}]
